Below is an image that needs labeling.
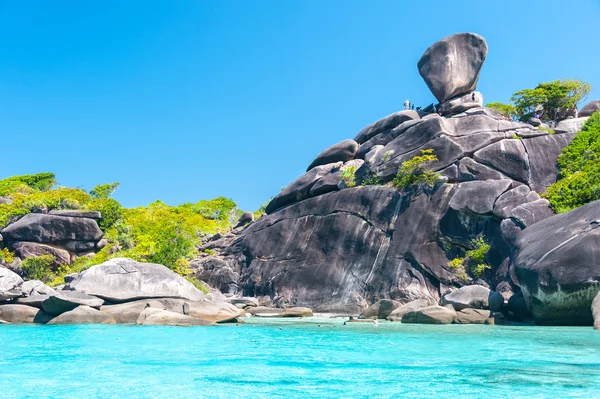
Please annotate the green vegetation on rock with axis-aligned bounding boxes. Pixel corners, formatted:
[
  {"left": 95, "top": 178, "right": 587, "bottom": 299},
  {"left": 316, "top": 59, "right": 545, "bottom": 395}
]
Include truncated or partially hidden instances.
[
  {"left": 392, "top": 149, "right": 439, "bottom": 190},
  {"left": 340, "top": 166, "right": 357, "bottom": 188},
  {"left": 486, "top": 102, "right": 517, "bottom": 119},
  {"left": 545, "top": 110, "right": 600, "bottom": 213},
  {"left": 21, "top": 255, "right": 55, "bottom": 283},
  {"left": 447, "top": 237, "right": 491, "bottom": 280}
]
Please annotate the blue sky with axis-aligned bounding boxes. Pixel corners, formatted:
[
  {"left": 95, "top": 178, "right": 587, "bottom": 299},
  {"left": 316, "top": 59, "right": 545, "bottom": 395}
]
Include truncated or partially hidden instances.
[{"left": 1, "top": 1, "right": 599, "bottom": 211}]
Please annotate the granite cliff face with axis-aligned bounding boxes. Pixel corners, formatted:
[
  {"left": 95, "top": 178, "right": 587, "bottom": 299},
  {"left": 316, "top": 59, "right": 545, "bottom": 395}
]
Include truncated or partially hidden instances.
[{"left": 192, "top": 33, "right": 599, "bottom": 320}]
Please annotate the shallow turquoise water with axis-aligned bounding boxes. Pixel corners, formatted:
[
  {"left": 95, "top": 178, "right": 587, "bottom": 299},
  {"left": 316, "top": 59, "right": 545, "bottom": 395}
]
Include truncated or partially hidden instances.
[{"left": 1, "top": 318, "right": 599, "bottom": 398}]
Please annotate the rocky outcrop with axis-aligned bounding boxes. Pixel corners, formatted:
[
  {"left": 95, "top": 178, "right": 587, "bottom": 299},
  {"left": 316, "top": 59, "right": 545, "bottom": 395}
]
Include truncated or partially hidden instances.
[
  {"left": 0, "top": 266, "right": 24, "bottom": 296},
  {"left": 47, "top": 306, "right": 116, "bottom": 325},
  {"left": 359, "top": 299, "right": 402, "bottom": 319},
  {"left": 306, "top": 140, "right": 359, "bottom": 171},
  {"left": 402, "top": 305, "right": 457, "bottom": 324},
  {"left": 441, "top": 285, "right": 503, "bottom": 312},
  {"left": 41, "top": 291, "right": 104, "bottom": 316},
  {"left": 0, "top": 304, "right": 50, "bottom": 324},
  {"left": 579, "top": 101, "right": 600, "bottom": 117},
  {"left": 12, "top": 242, "right": 71, "bottom": 266},
  {"left": 513, "top": 200, "right": 600, "bottom": 325},
  {"left": 387, "top": 299, "right": 433, "bottom": 321},
  {"left": 555, "top": 117, "right": 589, "bottom": 134},
  {"left": 354, "top": 111, "right": 419, "bottom": 144},
  {"left": 417, "top": 33, "right": 487, "bottom": 103},
  {"left": 67, "top": 258, "right": 206, "bottom": 303}
]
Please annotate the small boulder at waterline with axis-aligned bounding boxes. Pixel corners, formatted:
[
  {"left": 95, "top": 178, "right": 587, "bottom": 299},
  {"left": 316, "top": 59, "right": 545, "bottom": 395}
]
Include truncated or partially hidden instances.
[
  {"left": 441, "top": 285, "right": 503, "bottom": 312},
  {"left": 47, "top": 306, "right": 116, "bottom": 325},
  {"left": 136, "top": 307, "right": 214, "bottom": 326},
  {"left": 41, "top": 291, "right": 104, "bottom": 316},
  {"left": 359, "top": 299, "right": 402, "bottom": 319},
  {"left": 0, "top": 304, "right": 51, "bottom": 324},
  {"left": 401, "top": 306, "right": 457, "bottom": 324}
]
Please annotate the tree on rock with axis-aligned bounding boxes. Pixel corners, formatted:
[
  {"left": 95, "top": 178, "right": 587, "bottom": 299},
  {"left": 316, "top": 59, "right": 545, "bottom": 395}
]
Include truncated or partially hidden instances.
[{"left": 90, "top": 182, "right": 120, "bottom": 199}]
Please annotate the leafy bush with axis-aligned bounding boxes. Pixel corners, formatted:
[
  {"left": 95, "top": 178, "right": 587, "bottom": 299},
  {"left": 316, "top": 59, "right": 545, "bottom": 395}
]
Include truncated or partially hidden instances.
[
  {"left": 90, "top": 182, "right": 120, "bottom": 199},
  {"left": 0, "top": 248, "right": 15, "bottom": 264},
  {"left": 87, "top": 198, "right": 123, "bottom": 229},
  {"left": 486, "top": 102, "right": 517, "bottom": 119},
  {"left": 340, "top": 166, "right": 357, "bottom": 188},
  {"left": 545, "top": 111, "right": 600, "bottom": 212},
  {"left": 0, "top": 173, "right": 56, "bottom": 197},
  {"left": 392, "top": 149, "right": 439, "bottom": 190},
  {"left": 360, "top": 173, "right": 383, "bottom": 186},
  {"left": 447, "top": 237, "right": 491, "bottom": 279},
  {"left": 21, "top": 255, "right": 56, "bottom": 283}
]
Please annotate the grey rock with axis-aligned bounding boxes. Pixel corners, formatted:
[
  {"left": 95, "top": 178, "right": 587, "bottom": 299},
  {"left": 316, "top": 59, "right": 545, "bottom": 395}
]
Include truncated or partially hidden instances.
[
  {"left": 246, "top": 306, "right": 313, "bottom": 317},
  {"left": 0, "top": 266, "right": 23, "bottom": 292},
  {"left": 265, "top": 162, "right": 341, "bottom": 214},
  {"left": 359, "top": 299, "right": 402, "bottom": 319},
  {"left": 20, "top": 280, "right": 56, "bottom": 296},
  {"left": 63, "top": 241, "right": 96, "bottom": 253},
  {"left": 417, "top": 32, "right": 488, "bottom": 103},
  {"left": 0, "top": 197, "right": 12, "bottom": 205},
  {"left": 457, "top": 158, "right": 507, "bottom": 182},
  {"left": 454, "top": 308, "right": 493, "bottom": 324},
  {"left": 48, "top": 210, "right": 101, "bottom": 219},
  {"left": 1, "top": 214, "right": 103, "bottom": 244},
  {"left": 493, "top": 185, "right": 536, "bottom": 219},
  {"left": 47, "top": 305, "right": 116, "bottom": 325},
  {"left": 473, "top": 139, "right": 529, "bottom": 184},
  {"left": 522, "top": 133, "right": 576, "bottom": 193},
  {"left": 237, "top": 212, "right": 254, "bottom": 226},
  {"left": 448, "top": 180, "right": 512, "bottom": 215},
  {"left": 42, "top": 291, "right": 104, "bottom": 316},
  {"left": 441, "top": 285, "right": 503, "bottom": 311},
  {"left": 190, "top": 257, "right": 240, "bottom": 295},
  {"left": 11, "top": 242, "right": 71, "bottom": 265},
  {"left": 438, "top": 91, "right": 483, "bottom": 116},
  {"left": 354, "top": 111, "right": 419, "bottom": 144},
  {"left": 386, "top": 299, "right": 432, "bottom": 321},
  {"left": 402, "top": 305, "right": 457, "bottom": 324},
  {"left": 96, "top": 239, "right": 108, "bottom": 250},
  {"left": 63, "top": 273, "right": 79, "bottom": 283},
  {"left": 136, "top": 307, "right": 214, "bottom": 326},
  {"left": 228, "top": 297, "right": 259, "bottom": 308},
  {"left": 68, "top": 257, "right": 206, "bottom": 303},
  {"left": 306, "top": 139, "right": 358, "bottom": 171},
  {"left": 555, "top": 117, "right": 589, "bottom": 134},
  {"left": 14, "top": 295, "right": 50, "bottom": 309},
  {"left": 510, "top": 199, "right": 554, "bottom": 229},
  {"left": 513, "top": 200, "right": 600, "bottom": 325},
  {"left": 528, "top": 117, "right": 542, "bottom": 127},
  {"left": 579, "top": 100, "right": 600, "bottom": 118},
  {"left": 593, "top": 291, "right": 600, "bottom": 330},
  {"left": 355, "top": 131, "right": 395, "bottom": 159},
  {"left": 0, "top": 304, "right": 50, "bottom": 324},
  {"left": 506, "top": 291, "right": 531, "bottom": 322}
]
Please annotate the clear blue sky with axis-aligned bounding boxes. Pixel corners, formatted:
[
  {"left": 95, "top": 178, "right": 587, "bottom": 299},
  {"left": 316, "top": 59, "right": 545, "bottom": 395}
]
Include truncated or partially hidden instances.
[{"left": 1, "top": 1, "right": 599, "bottom": 211}]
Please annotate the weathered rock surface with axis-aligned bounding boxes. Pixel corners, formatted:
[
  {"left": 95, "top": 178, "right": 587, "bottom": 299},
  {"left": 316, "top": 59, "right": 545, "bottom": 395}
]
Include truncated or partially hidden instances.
[
  {"left": 454, "top": 308, "right": 492, "bottom": 324},
  {"left": 441, "top": 285, "right": 503, "bottom": 311},
  {"left": 68, "top": 258, "right": 206, "bottom": 303},
  {"left": 1, "top": 213, "right": 103, "bottom": 244},
  {"left": 387, "top": 299, "right": 432, "bottom": 321},
  {"left": 580, "top": 101, "right": 600, "bottom": 118},
  {"left": 12, "top": 242, "right": 71, "bottom": 265},
  {"left": 359, "top": 299, "right": 402, "bottom": 319},
  {"left": 514, "top": 200, "right": 600, "bottom": 325},
  {"left": 555, "top": 117, "right": 589, "bottom": 134},
  {"left": 136, "top": 307, "right": 213, "bottom": 326},
  {"left": 439, "top": 92, "right": 483, "bottom": 116},
  {"left": 0, "top": 304, "right": 51, "bottom": 324},
  {"left": 593, "top": 292, "right": 600, "bottom": 330},
  {"left": 48, "top": 210, "right": 101, "bottom": 219},
  {"left": 41, "top": 291, "right": 104, "bottom": 315},
  {"left": 402, "top": 305, "right": 457, "bottom": 324},
  {"left": 354, "top": 111, "right": 419, "bottom": 144},
  {"left": 417, "top": 33, "right": 488, "bottom": 103},
  {"left": 0, "top": 266, "right": 24, "bottom": 292},
  {"left": 306, "top": 140, "right": 358, "bottom": 171},
  {"left": 19, "top": 280, "right": 55, "bottom": 296},
  {"left": 47, "top": 305, "right": 116, "bottom": 325},
  {"left": 246, "top": 306, "right": 313, "bottom": 317}
]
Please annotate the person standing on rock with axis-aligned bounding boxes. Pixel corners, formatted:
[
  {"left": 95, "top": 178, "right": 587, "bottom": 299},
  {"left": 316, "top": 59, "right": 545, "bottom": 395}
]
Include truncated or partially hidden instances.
[{"left": 404, "top": 99, "right": 410, "bottom": 110}]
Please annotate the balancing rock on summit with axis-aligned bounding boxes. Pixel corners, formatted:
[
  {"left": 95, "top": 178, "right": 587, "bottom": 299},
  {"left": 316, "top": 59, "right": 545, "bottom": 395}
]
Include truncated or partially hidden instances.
[{"left": 418, "top": 32, "right": 488, "bottom": 103}]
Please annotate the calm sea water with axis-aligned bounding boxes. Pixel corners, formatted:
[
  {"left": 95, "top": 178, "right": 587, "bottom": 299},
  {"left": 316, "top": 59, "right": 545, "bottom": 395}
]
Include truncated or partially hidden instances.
[{"left": 1, "top": 318, "right": 599, "bottom": 398}]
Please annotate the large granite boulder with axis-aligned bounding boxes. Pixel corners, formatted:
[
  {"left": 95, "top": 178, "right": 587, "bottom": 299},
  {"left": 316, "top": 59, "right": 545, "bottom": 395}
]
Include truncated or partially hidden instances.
[
  {"left": 555, "top": 117, "right": 589, "bottom": 134},
  {"left": 387, "top": 299, "right": 432, "bottom": 321},
  {"left": 48, "top": 210, "right": 101, "bottom": 219},
  {"left": 454, "top": 308, "right": 493, "bottom": 324},
  {"left": 417, "top": 33, "right": 488, "bottom": 103},
  {"left": 245, "top": 306, "right": 313, "bottom": 317},
  {"left": 441, "top": 285, "right": 503, "bottom": 311},
  {"left": 593, "top": 292, "right": 600, "bottom": 330},
  {"left": 67, "top": 258, "right": 206, "bottom": 303},
  {"left": 359, "top": 299, "right": 402, "bottom": 319},
  {"left": 579, "top": 101, "right": 600, "bottom": 118},
  {"left": 0, "top": 266, "right": 23, "bottom": 292},
  {"left": 41, "top": 291, "right": 104, "bottom": 316},
  {"left": 100, "top": 298, "right": 241, "bottom": 323},
  {"left": 0, "top": 304, "right": 51, "bottom": 324},
  {"left": 306, "top": 140, "right": 359, "bottom": 171},
  {"left": 47, "top": 306, "right": 116, "bottom": 325},
  {"left": 136, "top": 307, "right": 213, "bottom": 326},
  {"left": 513, "top": 200, "right": 600, "bottom": 325},
  {"left": 1, "top": 213, "right": 103, "bottom": 244},
  {"left": 402, "top": 305, "right": 457, "bottom": 324},
  {"left": 19, "top": 280, "right": 56, "bottom": 296},
  {"left": 354, "top": 111, "right": 419, "bottom": 144},
  {"left": 12, "top": 242, "right": 71, "bottom": 265}
]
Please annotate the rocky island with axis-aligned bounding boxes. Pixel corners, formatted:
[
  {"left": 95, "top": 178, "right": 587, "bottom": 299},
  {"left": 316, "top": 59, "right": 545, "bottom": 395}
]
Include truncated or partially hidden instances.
[{"left": 1, "top": 33, "right": 599, "bottom": 329}]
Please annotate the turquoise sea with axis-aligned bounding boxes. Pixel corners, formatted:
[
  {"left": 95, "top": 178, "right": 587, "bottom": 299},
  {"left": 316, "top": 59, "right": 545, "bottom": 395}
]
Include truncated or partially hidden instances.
[{"left": 1, "top": 318, "right": 599, "bottom": 398}]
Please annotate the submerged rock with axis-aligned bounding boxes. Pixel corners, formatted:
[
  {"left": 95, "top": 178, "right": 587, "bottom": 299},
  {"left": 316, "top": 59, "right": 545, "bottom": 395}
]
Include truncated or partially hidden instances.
[{"left": 68, "top": 258, "right": 206, "bottom": 303}]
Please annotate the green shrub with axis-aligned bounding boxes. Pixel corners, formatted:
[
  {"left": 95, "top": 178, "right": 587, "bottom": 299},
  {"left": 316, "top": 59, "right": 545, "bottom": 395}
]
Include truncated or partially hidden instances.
[
  {"left": 86, "top": 198, "right": 123, "bottom": 229},
  {"left": 545, "top": 111, "right": 600, "bottom": 212},
  {"left": 0, "top": 173, "right": 56, "bottom": 197},
  {"left": 486, "top": 102, "right": 518, "bottom": 119},
  {"left": 0, "top": 248, "right": 15, "bottom": 264},
  {"left": 90, "top": 182, "right": 120, "bottom": 199},
  {"left": 392, "top": 149, "right": 439, "bottom": 190},
  {"left": 340, "top": 166, "right": 357, "bottom": 188},
  {"left": 21, "top": 255, "right": 56, "bottom": 283},
  {"left": 537, "top": 125, "right": 555, "bottom": 135},
  {"left": 447, "top": 237, "right": 491, "bottom": 279},
  {"left": 360, "top": 173, "right": 383, "bottom": 186}
]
